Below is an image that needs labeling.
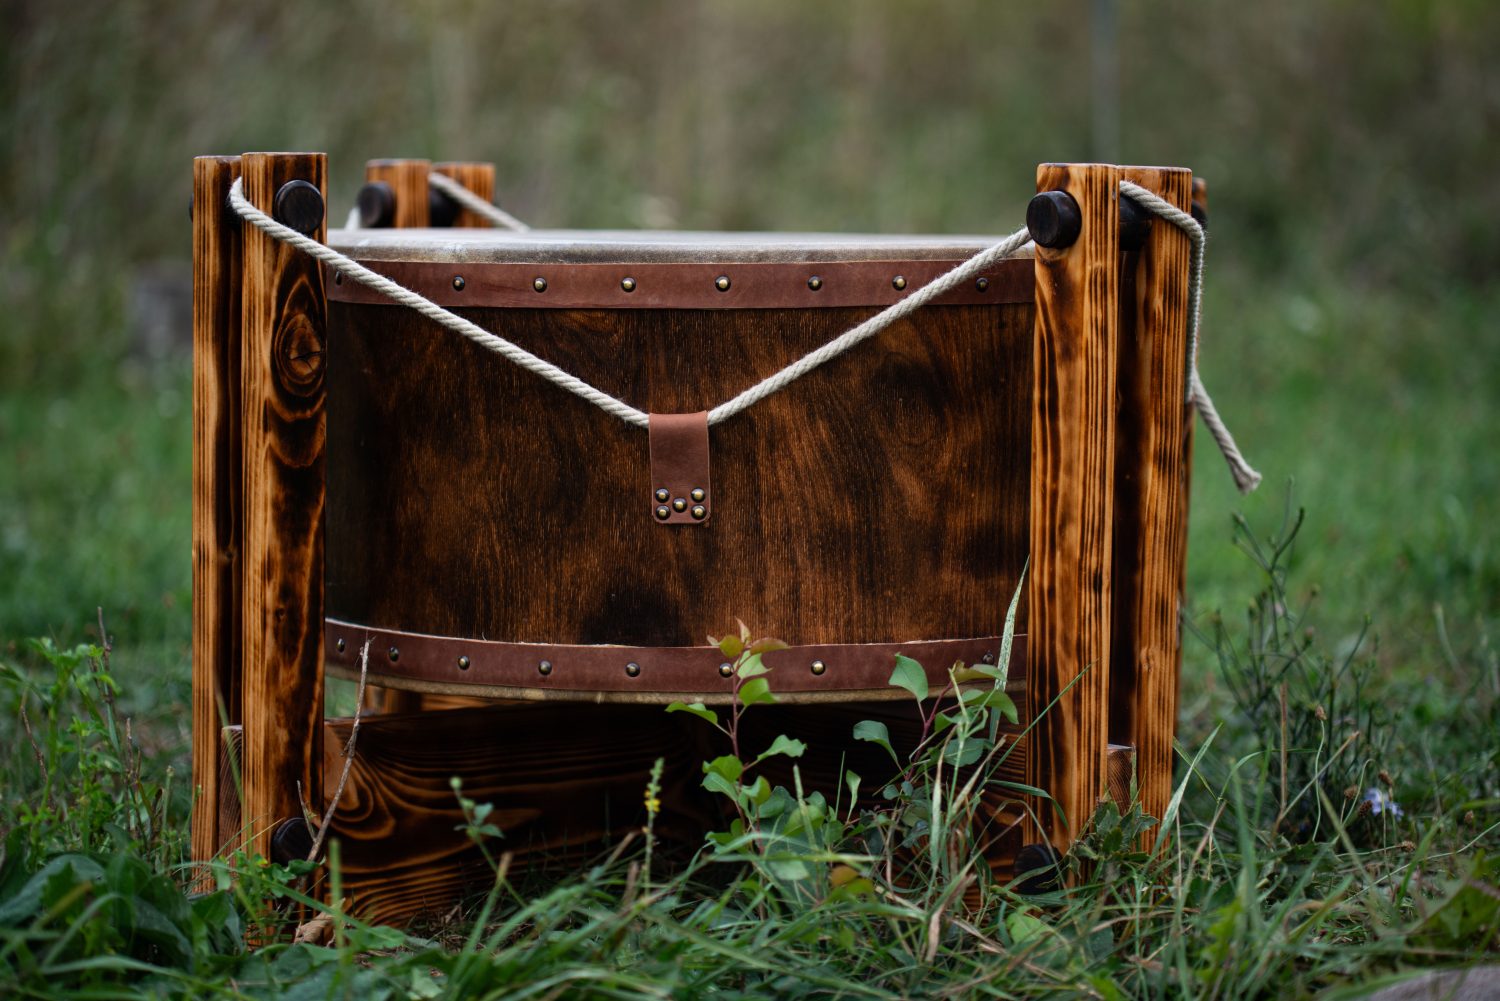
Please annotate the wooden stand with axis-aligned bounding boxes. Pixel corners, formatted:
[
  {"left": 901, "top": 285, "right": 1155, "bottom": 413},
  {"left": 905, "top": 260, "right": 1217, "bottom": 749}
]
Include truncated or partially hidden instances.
[{"left": 191, "top": 153, "right": 1199, "bottom": 921}]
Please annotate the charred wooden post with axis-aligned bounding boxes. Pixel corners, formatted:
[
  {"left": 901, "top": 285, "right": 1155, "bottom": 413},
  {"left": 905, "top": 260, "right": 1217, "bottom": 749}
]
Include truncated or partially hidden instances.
[
  {"left": 363, "top": 158, "right": 430, "bottom": 228},
  {"left": 1112, "top": 166, "right": 1194, "bottom": 845},
  {"left": 191, "top": 155, "right": 244, "bottom": 870},
  {"left": 238, "top": 151, "right": 328, "bottom": 859},
  {"left": 431, "top": 161, "right": 496, "bottom": 228},
  {"left": 1026, "top": 163, "right": 1121, "bottom": 854}
]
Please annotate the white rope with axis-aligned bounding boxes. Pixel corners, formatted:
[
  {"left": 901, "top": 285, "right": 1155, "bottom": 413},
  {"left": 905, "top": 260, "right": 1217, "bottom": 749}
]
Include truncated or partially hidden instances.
[
  {"left": 427, "top": 171, "right": 531, "bottom": 232},
  {"left": 707, "top": 227, "right": 1033, "bottom": 424},
  {"left": 230, "top": 175, "right": 1029, "bottom": 429},
  {"left": 1120, "top": 179, "right": 1261, "bottom": 493},
  {"left": 229, "top": 177, "right": 651, "bottom": 427},
  {"left": 232, "top": 173, "right": 1258, "bottom": 492}
]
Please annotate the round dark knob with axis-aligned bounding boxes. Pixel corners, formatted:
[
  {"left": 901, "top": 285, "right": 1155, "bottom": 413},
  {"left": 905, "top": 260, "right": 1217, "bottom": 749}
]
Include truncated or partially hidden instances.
[
  {"left": 270, "top": 817, "right": 315, "bottom": 864},
  {"left": 1118, "top": 194, "right": 1153, "bottom": 251},
  {"left": 429, "top": 186, "right": 460, "bottom": 228},
  {"left": 1012, "top": 841, "right": 1062, "bottom": 894},
  {"left": 1026, "top": 190, "right": 1082, "bottom": 249},
  {"left": 357, "top": 181, "right": 396, "bottom": 229},
  {"left": 273, "top": 179, "right": 325, "bottom": 235}
]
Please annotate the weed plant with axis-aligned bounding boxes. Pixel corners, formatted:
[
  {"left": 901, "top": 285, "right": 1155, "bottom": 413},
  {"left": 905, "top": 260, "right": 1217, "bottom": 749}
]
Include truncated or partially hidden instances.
[{"left": 0, "top": 507, "right": 1496, "bottom": 998}]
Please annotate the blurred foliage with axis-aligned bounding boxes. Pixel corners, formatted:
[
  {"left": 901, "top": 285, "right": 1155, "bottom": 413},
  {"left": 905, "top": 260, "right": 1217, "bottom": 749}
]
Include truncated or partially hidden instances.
[
  {"left": 2, "top": 0, "right": 1498, "bottom": 381},
  {"left": 1, "top": 0, "right": 1497, "bottom": 657}
]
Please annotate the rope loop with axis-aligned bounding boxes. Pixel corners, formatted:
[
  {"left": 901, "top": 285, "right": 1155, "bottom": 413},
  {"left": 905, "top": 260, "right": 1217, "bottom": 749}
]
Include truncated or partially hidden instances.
[
  {"left": 426, "top": 171, "right": 531, "bottom": 232},
  {"left": 230, "top": 173, "right": 1258, "bottom": 492}
]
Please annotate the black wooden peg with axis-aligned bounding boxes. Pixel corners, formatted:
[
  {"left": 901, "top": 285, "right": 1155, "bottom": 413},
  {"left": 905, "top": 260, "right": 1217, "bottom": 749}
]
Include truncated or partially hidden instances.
[
  {"left": 273, "top": 179, "right": 325, "bottom": 235},
  {"left": 357, "top": 181, "right": 397, "bottom": 228},
  {"left": 1026, "top": 190, "right": 1083, "bottom": 249},
  {"left": 1119, "top": 194, "right": 1153, "bottom": 251}
]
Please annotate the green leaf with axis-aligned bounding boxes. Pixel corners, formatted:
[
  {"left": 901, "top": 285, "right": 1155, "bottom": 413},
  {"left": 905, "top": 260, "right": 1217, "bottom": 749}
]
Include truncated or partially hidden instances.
[
  {"left": 717, "top": 634, "right": 744, "bottom": 659},
  {"left": 844, "top": 770, "right": 862, "bottom": 808},
  {"left": 739, "top": 676, "right": 777, "bottom": 706},
  {"left": 666, "top": 701, "right": 720, "bottom": 726},
  {"left": 953, "top": 664, "right": 1003, "bottom": 683},
  {"left": 743, "top": 775, "right": 772, "bottom": 806},
  {"left": 754, "top": 734, "right": 807, "bottom": 765},
  {"left": 942, "top": 736, "right": 988, "bottom": 766},
  {"left": 764, "top": 858, "right": 813, "bottom": 881},
  {"left": 852, "top": 719, "right": 898, "bottom": 765},
  {"left": 748, "top": 637, "right": 789, "bottom": 655},
  {"left": 1006, "top": 910, "right": 1053, "bottom": 946},
  {"left": 736, "top": 652, "right": 770, "bottom": 679},
  {"left": 995, "top": 563, "right": 1027, "bottom": 687},
  {"left": 889, "top": 654, "right": 929, "bottom": 701},
  {"left": 704, "top": 755, "right": 743, "bottom": 782},
  {"left": 962, "top": 687, "right": 1019, "bottom": 723},
  {"left": 703, "top": 770, "right": 740, "bottom": 800}
]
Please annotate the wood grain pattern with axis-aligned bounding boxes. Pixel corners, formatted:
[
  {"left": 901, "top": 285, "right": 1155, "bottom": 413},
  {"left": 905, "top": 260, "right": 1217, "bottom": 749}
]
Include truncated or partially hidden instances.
[
  {"left": 1112, "top": 167, "right": 1193, "bottom": 841},
  {"left": 325, "top": 302, "right": 1033, "bottom": 651},
  {"left": 370, "top": 161, "right": 498, "bottom": 714},
  {"left": 1026, "top": 163, "right": 1120, "bottom": 851},
  {"left": 365, "top": 159, "right": 430, "bottom": 228},
  {"left": 239, "top": 152, "right": 328, "bottom": 858},
  {"left": 219, "top": 699, "right": 1026, "bottom": 925},
  {"left": 191, "top": 155, "right": 244, "bottom": 869},
  {"left": 433, "top": 161, "right": 496, "bottom": 228}
]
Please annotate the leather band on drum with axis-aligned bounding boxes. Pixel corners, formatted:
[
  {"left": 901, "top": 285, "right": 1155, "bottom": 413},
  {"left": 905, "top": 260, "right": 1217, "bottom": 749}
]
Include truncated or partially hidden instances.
[
  {"left": 323, "top": 257, "right": 1032, "bottom": 311},
  {"left": 325, "top": 618, "right": 1026, "bottom": 705}
]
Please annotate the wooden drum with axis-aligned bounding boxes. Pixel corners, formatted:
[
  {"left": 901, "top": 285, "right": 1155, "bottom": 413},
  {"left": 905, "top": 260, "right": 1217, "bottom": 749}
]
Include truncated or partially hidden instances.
[{"left": 322, "top": 228, "right": 1036, "bottom": 705}]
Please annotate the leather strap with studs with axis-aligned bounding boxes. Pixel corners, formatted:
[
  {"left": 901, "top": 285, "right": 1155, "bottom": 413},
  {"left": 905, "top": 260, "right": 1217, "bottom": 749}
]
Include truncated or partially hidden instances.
[
  {"left": 648, "top": 412, "right": 711, "bottom": 525},
  {"left": 326, "top": 617, "right": 1025, "bottom": 704}
]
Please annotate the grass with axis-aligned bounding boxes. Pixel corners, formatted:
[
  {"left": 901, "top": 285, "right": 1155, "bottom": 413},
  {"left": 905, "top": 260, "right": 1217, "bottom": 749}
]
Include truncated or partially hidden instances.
[
  {"left": 0, "top": 523, "right": 1496, "bottom": 998},
  {"left": 1, "top": 204, "right": 1498, "bottom": 1000},
  {"left": 3, "top": 0, "right": 1499, "bottom": 993}
]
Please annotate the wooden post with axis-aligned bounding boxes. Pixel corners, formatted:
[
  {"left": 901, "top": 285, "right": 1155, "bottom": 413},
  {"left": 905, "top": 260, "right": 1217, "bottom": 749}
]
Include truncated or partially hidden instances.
[
  {"left": 365, "top": 158, "right": 430, "bottom": 228},
  {"left": 1111, "top": 166, "right": 1194, "bottom": 842},
  {"left": 239, "top": 151, "right": 328, "bottom": 858},
  {"left": 1026, "top": 162, "right": 1120, "bottom": 853},
  {"left": 432, "top": 161, "right": 496, "bottom": 228},
  {"left": 191, "top": 156, "right": 244, "bottom": 868}
]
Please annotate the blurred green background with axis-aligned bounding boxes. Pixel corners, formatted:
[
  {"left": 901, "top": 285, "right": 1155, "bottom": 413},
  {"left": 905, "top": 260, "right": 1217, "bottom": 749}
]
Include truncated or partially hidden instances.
[{"left": 1, "top": 0, "right": 1496, "bottom": 705}]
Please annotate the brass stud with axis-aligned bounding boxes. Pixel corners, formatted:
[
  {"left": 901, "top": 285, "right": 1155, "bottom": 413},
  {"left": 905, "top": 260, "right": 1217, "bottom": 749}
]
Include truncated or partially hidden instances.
[
  {"left": 457, "top": 655, "right": 471, "bottom": 670},
  {"left": 672, "top": 497, "right": 688, "bottom": 512},
  {"left": 690, "top": 487, "right": 706, "bottom": 502},
  {"left": 655, "top": 505, "right": 671, "bottom": 520},
  {"left": 533, "top": 277, "right": 548, "bottom": 293},
  {"left": 715, "top": 275, "right": 731, "bottom": 292},
  {"left": 336, "top": 637, "right": 346, "bottom": 653},
  {"left": 975, "top": 276, "right": 990, "bottom": 292},
  {"left": 626, "top": 661, "right": 641, "bottom": 677},
  {"left": 655, "top": 488, "right": 670, "bottom": 503},
  {"left": 982, "top": 651, "right": 995, "bottom": 665},
  {"left": 620, "top": 276, "right": 637, "bottom": 293},
  {"left": 807, "top": 275, "right": 823, "bottom": 291},
  {"left": 388, "top": 646, "right": 400, "bottom": 662},
  {"left": 811, "top": 659, "right": 827, "bottom": 676},
  {"left": 892, "top": 275, "right": 907, "bottom": 291},
  {"left": 452, "top": 275, "right": 466, "bottom": 291},
  {"left": 690, "top": 504, "right": 706, "bottom": 520},
  {"left": 719, "top": 661, "right": 733, "bottom": 678},
  {"left": 538, "top": 659, "right": 553, "bottom": 676}
]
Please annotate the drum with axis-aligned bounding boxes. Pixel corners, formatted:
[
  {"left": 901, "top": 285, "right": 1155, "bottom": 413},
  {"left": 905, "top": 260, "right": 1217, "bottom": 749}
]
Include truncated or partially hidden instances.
[{"left": 321, "top": 227, "right": 1036, "bottom": 704}]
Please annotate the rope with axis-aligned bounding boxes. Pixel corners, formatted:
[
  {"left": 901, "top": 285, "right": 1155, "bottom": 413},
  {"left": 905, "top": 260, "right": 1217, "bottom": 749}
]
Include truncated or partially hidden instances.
[
  {"left": 707, "top": 227, "right": 1033, "bottom": 424},
  {"left": 232, "top": 173, "right": 1257, "bottom": 492},
  {"left": 231, "top": 175, "right": 1029, "bottom": 429},
  {"left": 230, "top": 177, "right": 651, "bottom": 427},
  {"left": 1120, "top": 179, "right": 1261, "bottom": 493},
  {"left": 427, "top": 171, "right": 531, "bottom": 232}
]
